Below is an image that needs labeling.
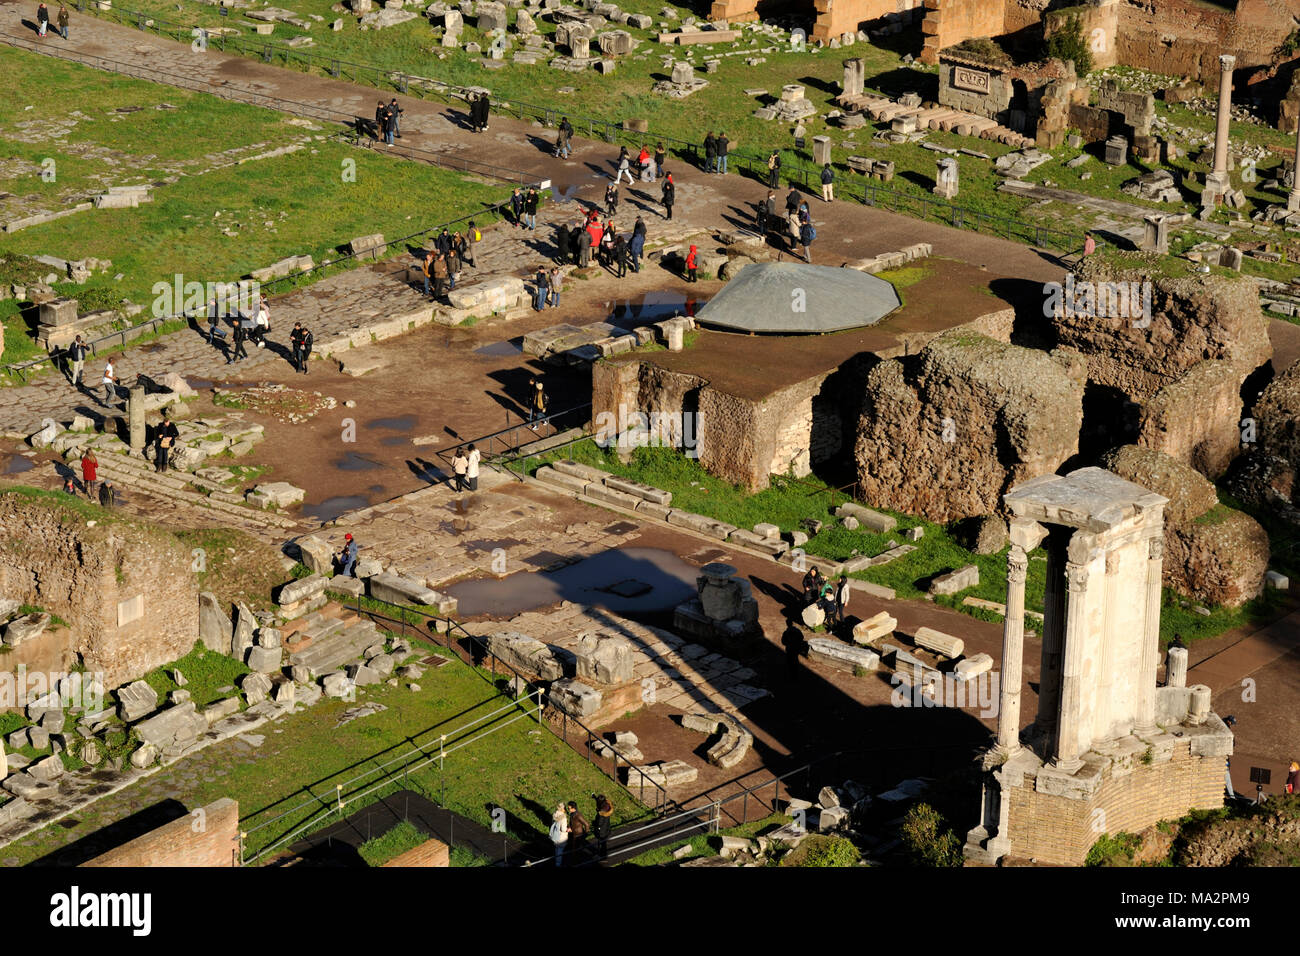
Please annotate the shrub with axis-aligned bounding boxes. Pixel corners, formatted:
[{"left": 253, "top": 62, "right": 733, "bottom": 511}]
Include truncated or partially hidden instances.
[
  {"left": 796, "top": 835, "right": 861, "bottom": 867},
  {"left": 901, "top": 802, "right": 964, "bottom": 867},
  {"left": 1046, "top": 13, "right": 1093, "bottom": 74}
]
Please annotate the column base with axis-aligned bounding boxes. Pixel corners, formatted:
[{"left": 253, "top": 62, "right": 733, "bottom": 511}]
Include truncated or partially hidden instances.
[{"left": 1051, "top": 757, "right": 1084, "bottom": 774}]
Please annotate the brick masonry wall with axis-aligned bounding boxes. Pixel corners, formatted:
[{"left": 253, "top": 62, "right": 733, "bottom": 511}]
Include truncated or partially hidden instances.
[
  {"left": 0, "top": 493, "right": 199, "bottom": 689},
  {"left": 1115, "top": 0, "right": 1300, "bottom": 83},
  {"left": 82, "top": 799, "right": 239, "bottom": 867},
  {"left": 1006, "top": 742, "right": 1225, "bottom": 865},
  {"left": 383, "top": 838, "right": 450, "bottom": 867},
  {"left": 922, "top": 0, "right": 1008, "bottom": 64}
]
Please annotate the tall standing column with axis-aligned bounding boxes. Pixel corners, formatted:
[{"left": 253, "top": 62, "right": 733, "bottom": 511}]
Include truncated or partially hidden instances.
[
  {"left": 995, "top": 544, "right": 1029, "bottom": 756},
  {"left": 1054, "top": 559, "right": 1091, "bottom": 772},
  {"left": 1204, "top": 54, "right": 1235, "bottom": 207},
  {"left": 1288, "top": 119, "right": 1300, "bottom": 213},
  {"left": 1134, "top": 534, "right": 1164, "bottom": 735}
]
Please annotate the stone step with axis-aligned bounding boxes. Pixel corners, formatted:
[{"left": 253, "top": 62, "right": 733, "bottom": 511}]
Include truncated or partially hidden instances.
[{"left": 289, "top": 619, "right": 381, "bottom": 675}]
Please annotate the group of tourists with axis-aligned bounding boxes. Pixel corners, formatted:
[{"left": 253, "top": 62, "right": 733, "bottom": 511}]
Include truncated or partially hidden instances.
[
  {"left": 34, "top": 3, "right": 69, "bottom": 39},
  {"left": 550, "top": 794, "right": 614, "bottom": 866},
  {"left": 420, "top": 223, "right": 481, "bottom": 301},
  {"left": 755, "top": 187, "right": 817, "bottom": 261},
  {"left": 449, "top": 443, "right": 481, "bottom": 492},
  {"left": 553, "top": 208, "right": 647, "bottom": 277},
  {"left": 508, "top": 187, "right": 542, "bottom": 230},
  {"left": 61, "top": 448, "right": 115, "bottom": 508},
  {"left": 467, "top": 92, "right": 491, "bottom": 133},
  {"left": 373, "top": 98, "right": 404, "bottom": 146},
  {"left": 801, "top": 566, "right": 852, "bottom": 631},
  {"left": 702, "top": 132, "right": 733, "bottom": 175}
]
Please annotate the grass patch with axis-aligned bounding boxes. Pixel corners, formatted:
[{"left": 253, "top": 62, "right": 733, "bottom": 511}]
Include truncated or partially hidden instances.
[
  {"left": 358, "top": 820, "right": 426, "bottom": 866},
  {"left": 174, "top": 526, "right": 291, "bottom": 613},
  {"left": 1085, "top": 831, "right": 1143, "bottom": 867},
  {"left": 139, "top": 642, "right": 249, "bottom": 710}
]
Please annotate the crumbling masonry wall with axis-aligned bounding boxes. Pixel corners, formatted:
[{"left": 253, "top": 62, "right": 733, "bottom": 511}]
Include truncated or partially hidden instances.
[
  {"left": 0, "top": 492, "right": 198, "bottom": 688},
  {"left": 82, "top": 798, "right": 239, "bottom": 867}
]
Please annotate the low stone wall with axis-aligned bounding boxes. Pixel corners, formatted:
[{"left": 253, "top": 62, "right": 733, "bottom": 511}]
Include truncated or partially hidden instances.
[{"left": 81, "top": 797, "right": 238, "bottom": 867}]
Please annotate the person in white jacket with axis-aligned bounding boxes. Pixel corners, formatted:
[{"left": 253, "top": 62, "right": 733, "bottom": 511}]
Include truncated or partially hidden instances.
[
  {"left": 466, "top": 443, "right": 480, "bottom": 492},
  {"left": 550, "top": 805, "right": 569, "bottom": 866}
]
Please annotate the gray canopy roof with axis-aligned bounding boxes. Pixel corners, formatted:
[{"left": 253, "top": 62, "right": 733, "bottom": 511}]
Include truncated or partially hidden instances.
[{"left": 696, "top": 262, "right": 902, "bottom": 333}]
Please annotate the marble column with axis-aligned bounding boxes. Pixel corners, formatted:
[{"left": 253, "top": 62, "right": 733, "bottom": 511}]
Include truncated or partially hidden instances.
[
  {"left": 1054, "top": 558, "right": 1091, "bottom": 772},
  {"left": 1203, "top": 54, "right": 1235, "bottom": 206},
  {"left": 1288, "top": 119, "right": 1300, "bottom": 213},
  {"left": 1134, "top": 534, "right": 1164, "bottom": 734},
  {"left": 1036, "top": 528, "right": 1067, "bottom": 749},
  {"left": 995, "top": 543, "right": 1030, "bottom": 757},
  {"left": 128, "top": 385, "right": 146, "bottom": 451}
]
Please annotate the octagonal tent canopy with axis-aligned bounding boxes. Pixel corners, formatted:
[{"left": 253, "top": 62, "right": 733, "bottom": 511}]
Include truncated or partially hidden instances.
[{"left": 695, "top": 262, "right": 902, "bottom": 334}]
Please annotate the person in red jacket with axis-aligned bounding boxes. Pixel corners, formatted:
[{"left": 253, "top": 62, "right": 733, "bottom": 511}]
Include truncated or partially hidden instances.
[
  {"left": 80, "top": 449, "right": 98, "bottom": 500},
  {"left": 685, "top": 244, "right": 698, "bottom": 283}
]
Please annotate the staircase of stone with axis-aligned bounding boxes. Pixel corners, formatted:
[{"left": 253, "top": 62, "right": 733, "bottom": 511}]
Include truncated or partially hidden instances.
[
  {"left": 835, "top": 93, "right": 1035, "bottom": 148},
  {"left": 94, "top": 451, "right": 300, "bottom": 535},
  {"left": 283, "top": 604, "right": 385, "bottom": 678}
]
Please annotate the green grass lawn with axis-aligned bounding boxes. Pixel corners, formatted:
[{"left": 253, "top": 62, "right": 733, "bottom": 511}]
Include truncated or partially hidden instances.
[{"left": 2, "top": 639, "right": 644, "bottom": 866}]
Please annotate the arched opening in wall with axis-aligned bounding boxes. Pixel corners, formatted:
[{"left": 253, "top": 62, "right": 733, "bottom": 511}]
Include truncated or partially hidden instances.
[
  {"left": 807, "top": 353, "right": 878, "bottom": 489},
  {"left": 1008, "top": 78, "right": 1031, "bottom": 135},
  {"left": 1076, "top": 382, "right": 1140, "bottom": 464}
]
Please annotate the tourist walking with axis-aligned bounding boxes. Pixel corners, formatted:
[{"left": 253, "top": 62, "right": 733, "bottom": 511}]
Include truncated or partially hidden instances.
[
  {"left": 533, "top": 266, "right": 549, "bottom": 311},
  {"left": 614, "top": 147, "right": 634, "bottom": 186},
  {"left": 80, "top": 449, "right": 98, "bottom": 501},
  {"left": 704, "top": 132, "right": 717, "bottom": 174},
  {"left": 820, "top": 163, "right": 835, "bottom": 202},
  {"left": 66, "top": 334, "right": 88, "bottom": 388},
  {"left": 653, "top": 143, "right": 666, "bottom": 181},
  {"left": 36, "top": 2, "right": 48, "bottom": 36},
  {"left": 605, "top": 182, "right": 619, "bottom": 218},
  {"left": 421, "top": 249, "right": 435, "bottom": 297},
  {"left": 612, "top": 233, "right": 628, "bottom": 279},
  {"left": 785, "top": 186, "right": 801, "bottom": 218},
  {"left": 566, "top": 800, "right": 590, "bottom": 862},
  {"left": 799, "top": 219, "right": 815, "bottom": 263},
  {"left": 509, "top": 188, "right": 523, "bottom": 228},
  {"left": 757, "top": 191, "right": 775, "bottom": 237},
  {"left": 716, "top": 132, "right": 731, "bottom": 175},
  {"left": 661, "top": 173, "right": 675, "bottom": 220},
  {"left": 802, "top": 566, "right": 823, "bottom": 606},
  {"left": 478, "top": 92, "right": 491, "bottom": 131},
  {"left": 101, "top": 357, "right": 118, "bottom": 407},
  {"left": 628, "top": 217, "right": 646, "bottom": 273},
  {"left": 466, "top": 443, "right": 480, "bottom": 492},
  {"left": 436, "top": 227, "right": 452, "bottom": 258},
  {"left": 98, "top": 478, "right": 116, "bottom": 509},
  {"left": 528, "top": 379, "right": 547, "bottom": 430},
  {"left": 432, "top": 251, "right": 450, "bottom": 300},
  {"left": 547, "top": 267, "right": 562, "bottom": 308},
  {"left": 252, "top": 298, "right": 270, "bottom": 348},
  {"left": 154, "top": 411, "right": 179, "bottom": 474},
  {"left": 786, "top": 210, "right": 801, "bottom": 254},
  {"left": 550, "top": 804, "right": 570, "bottom": 867},
  {"left": 685, "top": 244, "right": 698, "bottom": 283},
  {"left": 830, "top": 574, "right": 851, "bottom": 630},
  {"left": 767, "top": 149, "right": 781, "bottom": 189},
  {"left": 577, "top": 226, "right": 592, "bottom": 268},
  {"left": 229, "top": 316, "right": 249, "bottom": 363},
  {"left": 451, "top": 447, "right": 469, "bottom": 492},
  {"left": 56, "top": 3, "right": 68, "bottom": 38},
  {"left": 374, "top": 100, "right": 388, "bottom": 142},
  {"left": 388, "top": 98, "right": 403, "bottom": 139},
  {"left": 466, "top": 221, "right": 480, "bottom": 267},
  {"left": 592, "top": 794, "right": 613, "bottom": 859},
  {"left": 290, "top": 322, "right": 308, "bottom": 373},
  {"left": 298, "top": 325, "right": 313, "bottom": 374},
  {"left": 336, "top": 533, "right": 358, "bottom": 577},
  {"left": 524, "top": 187, "right": 539, "bottom": 231}
]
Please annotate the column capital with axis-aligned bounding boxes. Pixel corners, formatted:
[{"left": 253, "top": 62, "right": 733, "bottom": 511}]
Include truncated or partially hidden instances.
[
  {"left": 1066, "top": 562, "right": 1089, "bottom": 594},
  {"left": 1219, "top": 53, "right": 1236, "bottom": 72},
  {"left": 1148, "top": 535, "right": 1164, "bottom": 562},
  {"left": 1007, "top": 545, "right": 1029, "bottom": 585}
]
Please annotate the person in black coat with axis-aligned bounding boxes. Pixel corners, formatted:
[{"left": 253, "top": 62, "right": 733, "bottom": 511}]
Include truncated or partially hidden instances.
[{"left": 661, "top": 174, "right": 675, "bottom": 220}]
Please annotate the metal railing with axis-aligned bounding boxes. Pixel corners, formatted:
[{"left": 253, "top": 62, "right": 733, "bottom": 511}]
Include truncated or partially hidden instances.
[
  {"left": 53, "top": 2, "right": 1081, "bottom": 250},
  {"left": 429, "top": 402, "right": 592, "bottom": 477},
  {"left": 334, "top": 590, "right": 675, "bottom": 816}
]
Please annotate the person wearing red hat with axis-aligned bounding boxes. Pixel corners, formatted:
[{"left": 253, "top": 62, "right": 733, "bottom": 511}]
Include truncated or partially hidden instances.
[{"left": 337, "top": 533, "right": 358, "bottom": 577}]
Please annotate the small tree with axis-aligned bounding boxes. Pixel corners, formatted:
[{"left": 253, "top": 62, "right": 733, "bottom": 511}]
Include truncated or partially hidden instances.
[
  {"left": 1046, "top": 13, "right": 1093, "bottom": 75},
  {"left": 901, "top": 802, "right": 965, "bottom": 867}
]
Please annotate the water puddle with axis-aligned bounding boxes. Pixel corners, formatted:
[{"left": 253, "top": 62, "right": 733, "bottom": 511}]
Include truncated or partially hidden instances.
[
  {"left": 303, "top": 494, "right": 371, "bottom": 523},
  {"left": 379, "top": 435, "right": 409, "bottom": 447},
  {"left": 333, "top": 451, "right": 386, "bottom": 472},
  {"left": 474, "top": 339, "right": 525, "bottom": 357},
  {"left": 446, "top": 546, "right": 698, "bottom": 617},
  {"left": 606, "top": 291, "right": 706, "bottom": 329},
  {"left": 368, "top": 414, "right": 418, "bottom": 431},
  {"left": 3, "top": 455, "right": 36, "bottom": 475}
]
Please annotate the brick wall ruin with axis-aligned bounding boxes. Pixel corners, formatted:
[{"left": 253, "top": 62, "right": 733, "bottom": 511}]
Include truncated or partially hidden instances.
[
  {"left": 81, "top": 798, "right": 239, "bottom": 867},
  {"left": 921, "top": 0, "right": 1008, "bottom": 64},
  {"left": 1003, "top": 740, "right": 1225, "bottom": 865},
  {"left": 0, "top": 492, "right": 199, "bottom": 689}
]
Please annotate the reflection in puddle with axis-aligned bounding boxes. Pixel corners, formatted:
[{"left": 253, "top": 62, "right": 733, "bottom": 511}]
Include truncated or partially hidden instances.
[
  {"left": 3, "top": 455, "right": 36, "bottom": 474},
  {"left": 606, "top": 291, "right": 706, "bottom": 329},
  {"left": 303, "top": 494, "right": 371, "bottom": 523},
  {"left": 446, "top": 546, "right": 698, "bottom": 617}
]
